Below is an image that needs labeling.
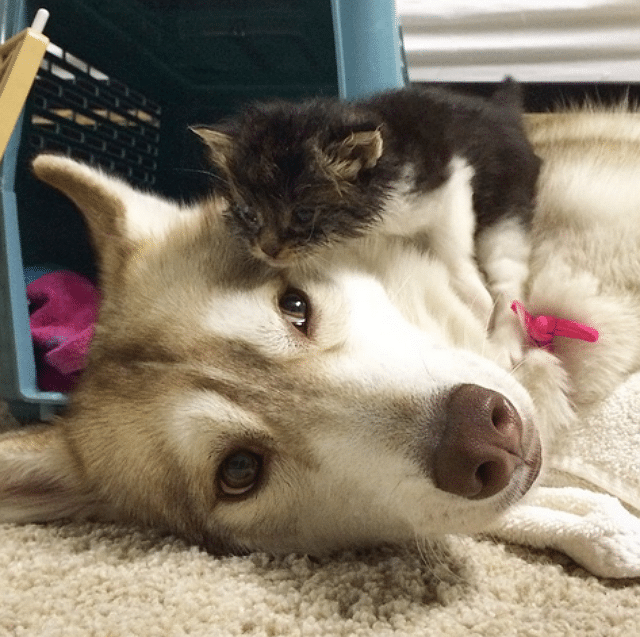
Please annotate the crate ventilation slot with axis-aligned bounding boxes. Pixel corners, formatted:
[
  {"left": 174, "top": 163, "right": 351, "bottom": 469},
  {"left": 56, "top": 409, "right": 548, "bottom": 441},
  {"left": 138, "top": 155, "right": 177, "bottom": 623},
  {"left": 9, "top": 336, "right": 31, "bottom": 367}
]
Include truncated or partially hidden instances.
[{"left": 29, "top": 43, "right": 162, "bottom": 187}]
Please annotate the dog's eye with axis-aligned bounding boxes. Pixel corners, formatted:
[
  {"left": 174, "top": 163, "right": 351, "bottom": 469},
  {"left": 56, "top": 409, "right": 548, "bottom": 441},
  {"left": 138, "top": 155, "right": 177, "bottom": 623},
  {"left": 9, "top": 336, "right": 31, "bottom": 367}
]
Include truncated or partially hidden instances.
[
  {"left": 279, "top": 289, "right": 309, "bottom": 334},
  {"left": 219, "top": 451, "right": 261, "bottom": 496}
]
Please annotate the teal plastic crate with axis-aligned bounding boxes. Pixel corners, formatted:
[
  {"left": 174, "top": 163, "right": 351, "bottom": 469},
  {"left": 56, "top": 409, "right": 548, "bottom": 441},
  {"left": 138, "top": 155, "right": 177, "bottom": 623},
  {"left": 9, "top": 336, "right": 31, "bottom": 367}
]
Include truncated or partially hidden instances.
[{"left": 0, "top": 0, "right": 404, "bottom": 420}]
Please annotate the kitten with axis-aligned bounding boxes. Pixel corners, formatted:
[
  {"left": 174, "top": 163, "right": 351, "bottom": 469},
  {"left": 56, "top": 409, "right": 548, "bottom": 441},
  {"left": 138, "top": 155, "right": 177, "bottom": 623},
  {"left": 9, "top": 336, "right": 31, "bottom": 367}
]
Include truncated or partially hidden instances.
[{"left": 192, "top": 80, "right": 540, "bottom": 363}]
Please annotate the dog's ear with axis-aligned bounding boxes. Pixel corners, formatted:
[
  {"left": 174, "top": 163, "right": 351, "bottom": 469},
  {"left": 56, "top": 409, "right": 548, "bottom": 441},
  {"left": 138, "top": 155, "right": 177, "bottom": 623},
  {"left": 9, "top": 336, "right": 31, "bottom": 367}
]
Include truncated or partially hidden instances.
[
  {"left": 190, "top": 126, "right": 235, "bottom": 172},
  {"left": 321, "top": 127, "right": 383, "bottom": 182},
  {"left": 32, "top": 154, "right": 196, "bottom": 292},
  {"left": 0, "top": 425, "right": 101, "bottom": 523},
  {"left": 32, "top": 154, "right": 125, "bottom": 267}
]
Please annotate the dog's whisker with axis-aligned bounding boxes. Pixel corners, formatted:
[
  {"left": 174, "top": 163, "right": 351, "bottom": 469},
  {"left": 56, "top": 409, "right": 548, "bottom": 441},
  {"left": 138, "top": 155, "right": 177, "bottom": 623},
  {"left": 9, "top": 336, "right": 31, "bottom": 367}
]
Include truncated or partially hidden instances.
[
  {"left": 509, "top": 356, "right": 527, "bottom": 376},
  {"left": 480, "top": 294, "right": 499, "bottom": 359},
  {"left": 412, "top": 534, "right": 465, "bottom": 586},
  {"left": 389, "top": 268, "right": 416, "bottom": 300}
]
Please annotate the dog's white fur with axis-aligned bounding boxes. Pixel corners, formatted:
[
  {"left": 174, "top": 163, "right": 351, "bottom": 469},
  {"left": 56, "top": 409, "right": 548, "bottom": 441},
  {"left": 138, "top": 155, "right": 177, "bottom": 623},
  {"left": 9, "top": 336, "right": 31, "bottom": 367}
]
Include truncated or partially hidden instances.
[{"left": 1, "top": 109, "right": 640, "bottom": 558}]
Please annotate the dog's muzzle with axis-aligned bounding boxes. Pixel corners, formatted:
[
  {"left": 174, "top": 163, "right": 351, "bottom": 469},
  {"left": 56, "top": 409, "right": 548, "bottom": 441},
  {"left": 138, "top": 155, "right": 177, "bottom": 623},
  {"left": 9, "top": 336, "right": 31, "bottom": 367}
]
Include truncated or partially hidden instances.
[{"left": 434, "top": 384, "right": 541, "bottom": 500}]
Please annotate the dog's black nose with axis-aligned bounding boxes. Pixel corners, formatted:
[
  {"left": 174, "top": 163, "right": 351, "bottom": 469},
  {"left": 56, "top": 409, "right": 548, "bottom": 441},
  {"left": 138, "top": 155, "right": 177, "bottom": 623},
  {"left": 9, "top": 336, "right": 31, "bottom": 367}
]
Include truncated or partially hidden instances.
[{"left": 434, "top": 384, "right": 524, "bottom": 500}]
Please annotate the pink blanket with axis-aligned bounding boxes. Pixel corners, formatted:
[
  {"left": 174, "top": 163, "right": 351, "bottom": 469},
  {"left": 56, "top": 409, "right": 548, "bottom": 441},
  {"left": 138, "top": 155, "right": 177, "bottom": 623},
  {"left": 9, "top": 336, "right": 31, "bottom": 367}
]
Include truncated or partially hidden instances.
[{"left": 27, "top": 270, "right": 101, "bottom": 392}]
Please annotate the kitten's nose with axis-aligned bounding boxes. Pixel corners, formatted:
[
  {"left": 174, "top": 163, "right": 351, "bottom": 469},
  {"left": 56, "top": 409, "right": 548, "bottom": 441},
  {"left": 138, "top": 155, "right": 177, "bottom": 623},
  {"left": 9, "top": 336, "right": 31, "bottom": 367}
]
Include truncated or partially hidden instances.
[
  {"left": 256, "top": 229, "right": 283, "bottom": 261},
  {"left": 260, "top": 241, "right": 281, "bottom": 259}
]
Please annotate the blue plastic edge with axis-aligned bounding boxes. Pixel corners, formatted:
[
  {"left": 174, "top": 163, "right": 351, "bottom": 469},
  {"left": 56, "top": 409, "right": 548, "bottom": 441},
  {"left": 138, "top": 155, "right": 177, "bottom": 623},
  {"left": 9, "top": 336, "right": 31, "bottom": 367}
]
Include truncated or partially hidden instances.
[
  {"left": 330, "top": 0, "right": 405, "bottom": 100},
  {"left": 1, "top": 0, "right": 68, "bottom": 418}
]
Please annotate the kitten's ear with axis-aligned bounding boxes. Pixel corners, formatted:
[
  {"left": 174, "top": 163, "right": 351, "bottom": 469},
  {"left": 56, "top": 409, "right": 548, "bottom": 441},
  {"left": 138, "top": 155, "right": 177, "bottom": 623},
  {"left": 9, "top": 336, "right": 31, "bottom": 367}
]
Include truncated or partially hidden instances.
[
  {"left": 323, "top": 128, "right": 383, "bottom": 181},
  {"left": 190, "top": 126, "right": 235, "bottom": 170}
]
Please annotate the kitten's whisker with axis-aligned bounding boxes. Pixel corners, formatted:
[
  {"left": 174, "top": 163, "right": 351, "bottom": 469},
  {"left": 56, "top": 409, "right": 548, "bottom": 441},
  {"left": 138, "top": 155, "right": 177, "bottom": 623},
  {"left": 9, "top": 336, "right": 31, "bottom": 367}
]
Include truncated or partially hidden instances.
[{"left": 173, "top": 167, "right": 228, "bottom": 187}]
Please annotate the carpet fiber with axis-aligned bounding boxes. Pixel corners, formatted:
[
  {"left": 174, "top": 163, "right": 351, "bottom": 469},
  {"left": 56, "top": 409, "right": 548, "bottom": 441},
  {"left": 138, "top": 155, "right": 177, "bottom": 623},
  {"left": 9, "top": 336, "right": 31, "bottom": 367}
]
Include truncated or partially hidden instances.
[{"left": 2, "top": 402, "right": 640, "bottom": 636}]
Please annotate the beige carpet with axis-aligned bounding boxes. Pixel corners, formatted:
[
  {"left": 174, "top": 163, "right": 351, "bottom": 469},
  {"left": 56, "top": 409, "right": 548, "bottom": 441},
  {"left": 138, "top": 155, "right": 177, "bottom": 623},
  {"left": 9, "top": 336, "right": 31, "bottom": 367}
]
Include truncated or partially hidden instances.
[
  {"left": 2, "top": 519, "right": 640, "bottom": 636},
  {"left": 2, "top": 403, "right": 640, "bottom": 636}
]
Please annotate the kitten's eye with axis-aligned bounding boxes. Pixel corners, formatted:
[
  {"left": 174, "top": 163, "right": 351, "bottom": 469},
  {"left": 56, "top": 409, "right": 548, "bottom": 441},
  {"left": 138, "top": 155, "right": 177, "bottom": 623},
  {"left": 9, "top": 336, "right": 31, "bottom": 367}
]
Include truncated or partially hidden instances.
[
  {"left": 294, "top": 208, "right": 314, "bottom": 225},
  {"left": 235, "top": 204, "right": 259, "bottom": 228},
  {"left": 279, "top": 288, "right": 310, "bottom": 334},
  {"left": 219, "top": 451, "right": 262, "bottom": 496}
]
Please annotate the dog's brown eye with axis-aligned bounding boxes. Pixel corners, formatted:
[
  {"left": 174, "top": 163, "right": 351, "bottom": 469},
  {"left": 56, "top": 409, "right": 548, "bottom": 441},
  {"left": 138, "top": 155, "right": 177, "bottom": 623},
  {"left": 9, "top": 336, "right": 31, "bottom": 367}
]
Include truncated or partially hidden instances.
[
  {"left": 219, "top": 451, "right": 261, "bottom": 496},
  {"left": 279, "top": 289, "right": 309, "bottom": 334}
]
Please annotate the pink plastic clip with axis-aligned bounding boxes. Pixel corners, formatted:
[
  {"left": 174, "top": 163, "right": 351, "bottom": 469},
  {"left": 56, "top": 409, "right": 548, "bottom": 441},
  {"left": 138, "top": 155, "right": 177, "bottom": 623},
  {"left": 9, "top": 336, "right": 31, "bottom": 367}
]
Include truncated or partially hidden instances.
[{"left": 511, "top": 301, "right": 599, "bottom": 351}]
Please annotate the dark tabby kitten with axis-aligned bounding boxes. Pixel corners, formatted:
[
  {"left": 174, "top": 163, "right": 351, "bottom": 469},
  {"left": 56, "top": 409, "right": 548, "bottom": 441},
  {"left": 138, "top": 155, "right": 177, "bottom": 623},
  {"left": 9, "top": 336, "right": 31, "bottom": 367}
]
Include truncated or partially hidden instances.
[{"left": 192, "top": 80, "right": 540, "bottom": 362}]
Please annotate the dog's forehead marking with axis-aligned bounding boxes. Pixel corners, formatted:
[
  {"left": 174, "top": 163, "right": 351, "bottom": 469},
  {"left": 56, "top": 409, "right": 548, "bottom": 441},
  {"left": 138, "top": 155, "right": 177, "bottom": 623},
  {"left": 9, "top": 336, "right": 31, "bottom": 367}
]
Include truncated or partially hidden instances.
[
  {"left": 170, "top": 391, "right": 271, "bottom": 464},
  {"left": 201, "top": 284, "right": 303, "bottom": 359}
]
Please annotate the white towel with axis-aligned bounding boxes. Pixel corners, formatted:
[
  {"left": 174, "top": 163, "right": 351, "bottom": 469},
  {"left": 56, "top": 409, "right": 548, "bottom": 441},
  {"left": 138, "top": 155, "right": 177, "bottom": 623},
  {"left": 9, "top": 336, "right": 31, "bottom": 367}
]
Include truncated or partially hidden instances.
[
  {"left": 493, "top": 487, "right": 640, "bottom": 578},
  {"left": 493, "top": 373, "right": 640, "bottom": 578}
]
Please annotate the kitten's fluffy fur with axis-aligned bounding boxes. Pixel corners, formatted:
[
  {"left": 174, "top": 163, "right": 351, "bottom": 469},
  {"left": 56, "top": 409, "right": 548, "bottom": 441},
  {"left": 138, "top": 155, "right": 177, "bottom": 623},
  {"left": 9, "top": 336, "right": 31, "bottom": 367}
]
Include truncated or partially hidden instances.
[{"left": 193, "top": 81, "right": 541, "bottom": 359}]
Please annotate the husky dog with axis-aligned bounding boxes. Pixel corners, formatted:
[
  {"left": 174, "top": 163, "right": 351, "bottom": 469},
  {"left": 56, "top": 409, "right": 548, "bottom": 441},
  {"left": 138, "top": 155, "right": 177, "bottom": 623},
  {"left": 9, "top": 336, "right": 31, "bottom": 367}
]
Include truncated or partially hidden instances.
[
  {"left": 1, "top": 108, "right": 640, "bottom": 558},
  {"left": 193, "top": 81, "right": 540, "bottom": 358}
]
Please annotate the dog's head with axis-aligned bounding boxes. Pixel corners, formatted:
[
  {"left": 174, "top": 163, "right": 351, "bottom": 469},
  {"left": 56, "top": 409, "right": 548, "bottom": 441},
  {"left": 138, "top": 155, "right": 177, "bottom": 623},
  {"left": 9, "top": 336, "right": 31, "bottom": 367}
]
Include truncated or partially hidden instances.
[{"left": 0, "top": 156, "right": 542, "bottom": 554}]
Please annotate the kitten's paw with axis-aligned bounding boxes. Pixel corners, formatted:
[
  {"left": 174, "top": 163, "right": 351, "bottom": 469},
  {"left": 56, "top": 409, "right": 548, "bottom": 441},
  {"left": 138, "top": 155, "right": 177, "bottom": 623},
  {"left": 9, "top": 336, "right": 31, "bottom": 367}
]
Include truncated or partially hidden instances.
[
  {"left": 451, "top": 273, "right": 494, "bottom": 325},
  {"left": 491, "top": 331, "right": 524, "bottom": 370},
  {"left": 513, "top": 348, "right": 575, "bottom": 445},
  {"left": 490, "top": 302, "right": 525, "bottom": 369}
]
